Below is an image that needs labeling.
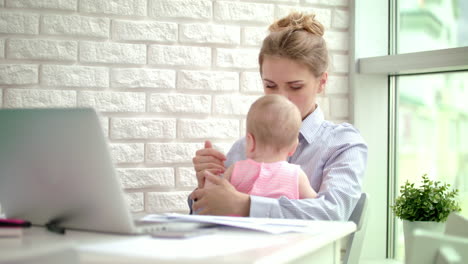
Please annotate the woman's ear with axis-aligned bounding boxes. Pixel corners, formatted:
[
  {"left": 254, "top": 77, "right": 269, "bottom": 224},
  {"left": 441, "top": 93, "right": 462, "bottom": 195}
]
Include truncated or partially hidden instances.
[
  {"left": 246, "top": 132, "right": 256, "bottom": 154},
  {"left": 318, "top": 72, "right": 328, "bottom": 94}
]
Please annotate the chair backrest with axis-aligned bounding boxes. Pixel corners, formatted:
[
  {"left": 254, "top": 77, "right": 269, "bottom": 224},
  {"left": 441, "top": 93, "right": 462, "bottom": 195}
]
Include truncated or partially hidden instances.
[
  {"left": 445, "top": 213, "right": 468, "bottom": 238},
  {"left": 407, "top": 228, "right": 468, "bottom": 264},
  {"left": 406, "top": 213, "right": 468, "bottom": 264},
  {"left": 343, "top": 192, "right": 369, "bottom": 264}
]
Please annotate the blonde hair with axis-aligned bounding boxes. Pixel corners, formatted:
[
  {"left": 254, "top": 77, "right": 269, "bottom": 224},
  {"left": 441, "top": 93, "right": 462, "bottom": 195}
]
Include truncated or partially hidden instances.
[
  {"left": 247, "top": 95, "right": 302, "bottom": 151},
  {"left": 259, "top": 12, "right": 328, "bottom": 77}
]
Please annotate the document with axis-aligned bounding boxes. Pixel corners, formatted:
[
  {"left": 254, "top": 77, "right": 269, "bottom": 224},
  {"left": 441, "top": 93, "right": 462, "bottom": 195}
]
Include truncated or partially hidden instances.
[{"left": 140, "top": 213, "right": 322, "bottom": 235}]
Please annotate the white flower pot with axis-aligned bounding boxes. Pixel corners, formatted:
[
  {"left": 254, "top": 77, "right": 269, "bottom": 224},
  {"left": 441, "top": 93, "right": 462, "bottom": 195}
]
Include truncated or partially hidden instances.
[{"left": 403, "top": 220, "right": 445, "bottom": 263}]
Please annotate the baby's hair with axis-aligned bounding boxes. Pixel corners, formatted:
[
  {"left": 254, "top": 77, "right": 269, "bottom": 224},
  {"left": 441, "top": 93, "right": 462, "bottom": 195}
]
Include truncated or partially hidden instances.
[
  {"left": 247, "top": 95, "right": 301, "bottom": 151},
  {"left": 259, "top": 11, "right": 328, "bottom": 77}
]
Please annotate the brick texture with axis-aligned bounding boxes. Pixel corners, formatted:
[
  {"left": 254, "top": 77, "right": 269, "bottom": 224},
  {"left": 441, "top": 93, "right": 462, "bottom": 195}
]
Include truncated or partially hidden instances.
[
  {"left": 117, "top": 168, "right": 175, "bottom": 189},
  {"left": 80, "top": 42, "right": 146, "bottom": 64},
  {"left": 113, "top": 20, "right": 177, "bottom": 42},
  {"left": 149, "top": 0, "right": 212, "bottom": 20},
  {"left": 0, "top": 39, "right": 4, "bottom": 58},
  {"left": 148, "top": 45, "right": 211, "bottom": 67},
  {"left": 111, "top": 68, "right": 175, "bottom": 89},
  {"left": 42, "top": 15, "right": 109, "bottom": 38},
  {"left": 0, "top": 12, "right": 39, "bottom": 34},
  {"left": 41, "top": 65, "right": 108, "bottom": 88},
  {"left": 178, "top": 70, "right": 238, "bottom": 91},
  {"left": 8, "top": 39, "right": 77, "bottom": 61},
  {"left": 6, "top": 0, "right": 77, "bottom": 11},
  {"left": 80, "top": 0, "right": 146, "bottom": 16},
  {"left": 110, "top": 118, "right": 176, "bottom": 139},
  {"left": 0, "top": 64, "right": 38, "bottom": 85},
  {"left": 4, "top": 89, "right": 76, "bottom": 108},
  {"left": 0, "top": 0, "right": 351, "bottom": 214}
]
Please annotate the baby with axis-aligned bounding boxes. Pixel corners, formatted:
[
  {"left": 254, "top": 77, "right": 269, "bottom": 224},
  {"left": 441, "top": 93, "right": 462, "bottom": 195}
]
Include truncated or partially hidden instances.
[{"left": 206, "top": 94, "right": 317, "bottom": 199}]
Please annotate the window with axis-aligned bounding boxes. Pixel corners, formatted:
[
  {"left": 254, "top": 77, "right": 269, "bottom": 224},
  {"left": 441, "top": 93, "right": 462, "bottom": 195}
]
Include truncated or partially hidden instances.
[
  {"left": 398, "top": 0, "right": 468, "bottom": 53},
  {"left": 393, "top": 1, "right": 468, "bottom": 261},
  {"left": 395, "top": 71, "right": 468, "bottom": 261},
  {"left": 353, "top": 0, "right": 468, "bottom": 261}
]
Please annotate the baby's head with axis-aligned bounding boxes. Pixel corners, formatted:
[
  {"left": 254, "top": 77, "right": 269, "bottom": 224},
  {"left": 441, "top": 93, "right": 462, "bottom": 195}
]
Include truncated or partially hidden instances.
[{"left": 246, "top": 94, "right": 302, "bottom": 155}]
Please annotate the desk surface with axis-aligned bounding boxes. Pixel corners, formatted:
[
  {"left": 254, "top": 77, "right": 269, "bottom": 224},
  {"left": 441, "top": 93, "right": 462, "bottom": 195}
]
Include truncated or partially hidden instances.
[{"left": 0, "top": 221, "right": 356, "bottom": 264}]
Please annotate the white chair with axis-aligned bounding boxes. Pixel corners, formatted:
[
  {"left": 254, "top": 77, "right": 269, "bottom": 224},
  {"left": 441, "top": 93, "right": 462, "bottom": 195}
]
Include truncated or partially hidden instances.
[
  {"left": 343, "top": 192, "right": 369, "bottom": 264},
  {"left": 406, "top": 213, "right": 468, "bottom": 264}
]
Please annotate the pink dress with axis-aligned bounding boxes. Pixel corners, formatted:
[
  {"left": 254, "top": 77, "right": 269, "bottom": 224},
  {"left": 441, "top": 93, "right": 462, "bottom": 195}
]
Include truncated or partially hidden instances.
[{"left": 229, "top": 159, "right": 300, "bottom": 199}]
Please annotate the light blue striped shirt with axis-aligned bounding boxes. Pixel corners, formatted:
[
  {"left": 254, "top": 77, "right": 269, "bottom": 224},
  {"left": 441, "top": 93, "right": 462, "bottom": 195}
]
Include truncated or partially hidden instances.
[{"left": 225, "top": 106, "right": 368, "bottom": 221}]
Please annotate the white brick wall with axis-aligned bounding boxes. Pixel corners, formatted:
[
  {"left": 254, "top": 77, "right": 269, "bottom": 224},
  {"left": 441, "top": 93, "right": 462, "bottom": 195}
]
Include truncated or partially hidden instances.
[
  {"left": 148, "top": 45, "right": 211, "bottom": 67},
  {"left": 80, "top": 0, "right": 146, "bottom": 16},
  {"left": 80, "top": 42, "right": 146, "bottom": 64},
  {"left": 180, "top": 24, "right": 240, "bottom": 45},
  {"left": 149, "top": 0, "right": 212, "bottom": 20},
  {"left": 178, "top": 70, "right": 238, "bottom": 91},
  {"left": 0, "top": 64, "right": 38, "bottom": 85},
  {"left": 0, "top": 12, "right": 39, "bottom": 34},
  {"left": 0, "top": 39, "right": 4, "bottom": 58},
  {"left": 42, "top": 65, "right": 108, "bottom": 88},
  {"left": 113, "top": 20, "right": 177, "bottom": 42},
  {"left": 214, "top": 1, "right": 274, "bottom": 23},
  {"left": 8, "top": 39, "right": 77, "bottom": 61},
  {"left": 0, "top": 1, "right": 351, "bottom": 214},
  {"left": 117, "top": 168, "right": 175, "bottom": 189},
  {"left": 4, "top": 89, "right": 76, "bottom": 108},
  {"left": 42, "top": 15, "right": 109, "bottom": 38},
  {"left": 149, "top": 94, "right": 211, "bottom": 114},
  {"left": 6, "top": 0, "right": 77, "bottom": 11},
  {"left": 111, "top": 118, "right": 176, "bottom": 139},
  {"left": 111, "top": 68, "right": 175, "bottom": 89}
]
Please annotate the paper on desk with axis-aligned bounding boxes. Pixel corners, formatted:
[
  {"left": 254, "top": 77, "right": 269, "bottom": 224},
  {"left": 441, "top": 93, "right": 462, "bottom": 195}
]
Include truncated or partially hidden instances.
[{"left": 140, "top": 213, "right": 321, "bottom": 235}]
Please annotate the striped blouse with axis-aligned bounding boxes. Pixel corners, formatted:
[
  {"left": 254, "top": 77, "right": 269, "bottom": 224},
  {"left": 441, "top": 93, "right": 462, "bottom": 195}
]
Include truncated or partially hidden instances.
[{"left": 225, "top": 105, "right": 368, "bottom": 221}]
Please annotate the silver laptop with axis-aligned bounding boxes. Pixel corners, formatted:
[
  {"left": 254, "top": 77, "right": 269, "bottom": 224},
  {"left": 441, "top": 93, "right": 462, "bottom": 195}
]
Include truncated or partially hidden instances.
[{"left": 0, "top": 108, "right": 204, "bottom": 234}]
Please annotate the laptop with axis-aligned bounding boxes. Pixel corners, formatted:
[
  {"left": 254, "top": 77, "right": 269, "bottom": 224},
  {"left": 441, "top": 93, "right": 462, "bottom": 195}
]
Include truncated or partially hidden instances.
[{"left": 0, "top": 108, "right": 204, "bottom": 234}]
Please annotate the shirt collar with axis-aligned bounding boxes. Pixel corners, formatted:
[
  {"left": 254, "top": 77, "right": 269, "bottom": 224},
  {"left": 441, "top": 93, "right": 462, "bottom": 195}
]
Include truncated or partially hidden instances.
[{"left": 299, "top": 104, "right": 324, "bottom": 144}]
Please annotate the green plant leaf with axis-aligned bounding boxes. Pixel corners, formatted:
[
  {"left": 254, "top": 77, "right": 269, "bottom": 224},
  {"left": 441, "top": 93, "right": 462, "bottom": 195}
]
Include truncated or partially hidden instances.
[{"left": 391, "top": 174, "right": 461, "bottom": 222}]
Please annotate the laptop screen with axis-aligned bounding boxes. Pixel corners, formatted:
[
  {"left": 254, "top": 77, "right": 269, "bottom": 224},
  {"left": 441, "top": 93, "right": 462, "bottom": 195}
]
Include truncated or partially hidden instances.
[{"left": 0, "top": 108, "right": 136, "bottom": 234}]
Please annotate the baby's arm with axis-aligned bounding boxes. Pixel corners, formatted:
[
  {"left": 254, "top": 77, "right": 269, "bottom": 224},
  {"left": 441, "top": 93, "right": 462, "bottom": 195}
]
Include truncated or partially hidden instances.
[
  {"left": 204, "top": 165, "right": 234, "bottom": 188},
  {"left": 222, "top": 165, "right": 234, "bottom": 182},
  {"left": 298, "top": 170, "right": 317, "bottom": 199}
]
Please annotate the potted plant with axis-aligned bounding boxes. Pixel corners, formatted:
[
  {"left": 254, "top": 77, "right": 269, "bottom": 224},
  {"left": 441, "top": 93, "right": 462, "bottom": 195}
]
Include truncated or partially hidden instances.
[{"left": 391, "top": 174, "right": 461, "bottom": 261}]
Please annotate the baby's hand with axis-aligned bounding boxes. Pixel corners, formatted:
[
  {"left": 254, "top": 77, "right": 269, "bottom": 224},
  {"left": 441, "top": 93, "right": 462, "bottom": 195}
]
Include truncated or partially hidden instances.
[{"left": 203, "top": 171, "right": 224, "bottom": 189}]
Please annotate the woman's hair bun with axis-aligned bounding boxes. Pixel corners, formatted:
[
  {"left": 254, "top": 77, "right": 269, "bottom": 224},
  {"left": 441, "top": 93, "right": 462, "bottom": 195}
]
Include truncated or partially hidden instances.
[{"left": 269, "top": 11, "right": 324, "bottom": 37}]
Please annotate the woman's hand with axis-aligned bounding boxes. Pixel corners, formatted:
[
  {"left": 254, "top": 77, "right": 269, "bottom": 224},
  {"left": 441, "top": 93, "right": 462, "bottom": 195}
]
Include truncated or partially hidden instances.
[
  {"left": 190, "top": 170, "right": 250, "bottom": 216},
  {"left": 192, "top": 140, "right": 226, "bottom": 188}
]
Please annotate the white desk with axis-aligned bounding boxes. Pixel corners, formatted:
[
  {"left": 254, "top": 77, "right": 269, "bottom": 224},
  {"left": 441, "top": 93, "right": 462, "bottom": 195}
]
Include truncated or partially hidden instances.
[{"left": 0, "top": 221, "right": 355, "bottom": 264}]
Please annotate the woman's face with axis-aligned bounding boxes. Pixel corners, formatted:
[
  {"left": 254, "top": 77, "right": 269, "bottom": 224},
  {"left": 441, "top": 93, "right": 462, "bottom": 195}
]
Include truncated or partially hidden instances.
[{"left": 261, "top": 56, "right": 327, "bottom": 119}]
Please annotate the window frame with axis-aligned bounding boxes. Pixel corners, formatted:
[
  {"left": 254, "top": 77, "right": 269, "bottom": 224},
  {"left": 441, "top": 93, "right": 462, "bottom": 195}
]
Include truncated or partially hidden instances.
[{"left": 351, "top": 0, "right": 468, "bottom": 260}]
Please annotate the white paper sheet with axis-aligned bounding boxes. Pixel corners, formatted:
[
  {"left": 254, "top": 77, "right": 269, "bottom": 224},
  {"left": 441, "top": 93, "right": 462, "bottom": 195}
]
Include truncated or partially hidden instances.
[{"left": 140, "top": 213, "right": 322, "bottom": 235}]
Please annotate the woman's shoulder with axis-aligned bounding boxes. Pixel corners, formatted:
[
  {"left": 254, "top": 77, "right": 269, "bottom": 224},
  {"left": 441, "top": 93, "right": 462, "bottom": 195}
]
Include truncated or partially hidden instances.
[
  {"left": 319, "top": 120, "right": 367, "bottom": 146},
  {"left": 225, "top": 137, "right": 246, "bottom": 168}
]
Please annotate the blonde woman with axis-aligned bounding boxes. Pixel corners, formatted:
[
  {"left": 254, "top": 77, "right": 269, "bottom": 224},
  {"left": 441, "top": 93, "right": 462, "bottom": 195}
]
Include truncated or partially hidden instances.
[{"left": 191, "top": 12, "right": 368, "bottom": 221}]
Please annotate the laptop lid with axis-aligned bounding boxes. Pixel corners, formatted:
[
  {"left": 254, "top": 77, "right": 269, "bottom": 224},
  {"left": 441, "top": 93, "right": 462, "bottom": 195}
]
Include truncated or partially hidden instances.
[{"left": 0, "top": 108, "right": 137, "bottom": 234}]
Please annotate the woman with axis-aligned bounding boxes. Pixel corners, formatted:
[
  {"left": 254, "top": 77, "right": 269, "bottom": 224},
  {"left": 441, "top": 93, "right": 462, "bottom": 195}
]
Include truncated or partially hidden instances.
[{"left": 190, "top": 12, "right": 368, "bottom": 221}]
